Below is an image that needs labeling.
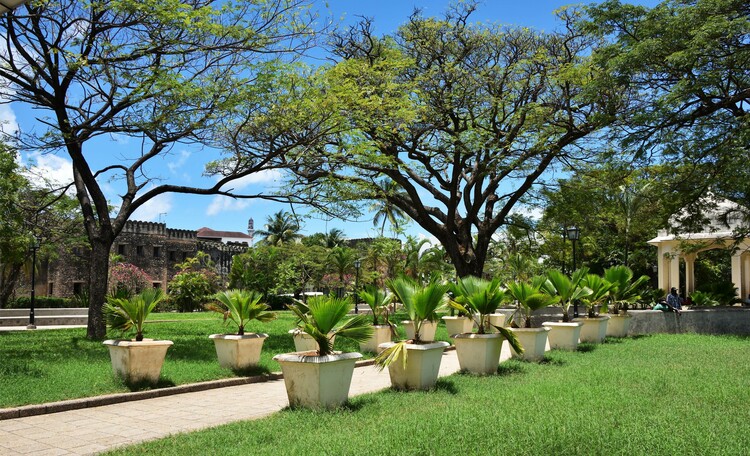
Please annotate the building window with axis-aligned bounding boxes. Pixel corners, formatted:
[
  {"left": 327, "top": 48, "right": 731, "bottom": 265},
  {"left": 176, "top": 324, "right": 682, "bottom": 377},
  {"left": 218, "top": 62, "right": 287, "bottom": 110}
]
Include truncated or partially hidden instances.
[
  {"left": 72, "top": 246, "right": 81, "bottom": 256},
  {"left": 169, "top": 251, "right": 176, "bottom": 261},
  {"left": 153, "top": 246, "right": 161, "bottom": 258},
  {"left": 117, "top": 244, "right": 126, "bottom": 255},
  {"left": 73, "top": 282, "right": 84, "bottom": 295},
  {"left": 152, "top": 282, "right": 162, "bottom": 290},
  {"left": 182, "top": 252, "right": 188, "bottom": 261},
  {"left": 136, "top": 245, "right": 144, "bottom": 257},
  {"left": 48, "top": 282, "right": 54, "bottom": 295}
]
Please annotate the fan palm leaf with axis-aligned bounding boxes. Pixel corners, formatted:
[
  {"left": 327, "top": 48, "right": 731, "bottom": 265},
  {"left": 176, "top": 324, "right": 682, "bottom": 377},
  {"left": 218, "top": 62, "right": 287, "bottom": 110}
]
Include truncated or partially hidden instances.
[
  {"left": 289, "top": 296, "right": 373, "bottom": 356},
  {"left": 208, "top": 289, "right": 276, "bottom": 335},
  {"left": 104, "top": 288, "right": 163, "bottom": 341}
]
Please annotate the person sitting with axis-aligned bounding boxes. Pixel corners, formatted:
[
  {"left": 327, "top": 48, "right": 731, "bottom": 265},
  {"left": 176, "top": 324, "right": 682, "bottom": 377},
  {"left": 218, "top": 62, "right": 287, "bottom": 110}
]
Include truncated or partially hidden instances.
[{"left": 665, "top": 287, "right": 683, "bottom": 314}]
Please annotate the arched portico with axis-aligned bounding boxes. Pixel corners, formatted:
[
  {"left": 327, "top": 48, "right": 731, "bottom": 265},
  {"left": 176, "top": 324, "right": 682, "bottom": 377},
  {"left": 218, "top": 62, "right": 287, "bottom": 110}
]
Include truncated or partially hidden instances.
[{"left": 648, "top": 197, "right": 750, "bottom": 298}]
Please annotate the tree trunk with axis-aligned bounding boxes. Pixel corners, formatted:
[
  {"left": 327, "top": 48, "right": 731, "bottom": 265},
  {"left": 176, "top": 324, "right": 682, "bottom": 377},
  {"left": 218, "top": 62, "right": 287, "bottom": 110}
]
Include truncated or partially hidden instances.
[{"left": 86, "top": 238, "right": 112, "bottom": 340}]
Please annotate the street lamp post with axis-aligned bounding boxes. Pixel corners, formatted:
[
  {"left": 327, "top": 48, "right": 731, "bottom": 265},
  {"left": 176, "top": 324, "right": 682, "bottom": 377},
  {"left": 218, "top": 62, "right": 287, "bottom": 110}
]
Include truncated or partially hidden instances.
[
  {"left": 353, "top": 259, "right": 361, "bottom": 314},
  {"left": 28, "top": 236, "right": 40, "bottom": 330},
  {"left": 566, "top": 226, "right": 580, "bottom": 318}
]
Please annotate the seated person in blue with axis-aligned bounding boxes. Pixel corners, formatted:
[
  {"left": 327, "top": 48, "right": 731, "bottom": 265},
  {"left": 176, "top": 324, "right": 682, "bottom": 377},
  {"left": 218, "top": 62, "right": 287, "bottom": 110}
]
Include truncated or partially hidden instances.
[{"left": 665, "top": 287, "right": 683, "bottom": 314}]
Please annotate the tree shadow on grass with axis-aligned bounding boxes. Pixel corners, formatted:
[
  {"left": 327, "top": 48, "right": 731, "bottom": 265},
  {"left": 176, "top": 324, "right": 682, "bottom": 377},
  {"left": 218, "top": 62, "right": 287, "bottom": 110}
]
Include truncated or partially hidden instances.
[
  {"left": 120, "top": 377, "right": 177, "bottom": 392},
  {"left": 433, "top": 378, "right": 458, "bottom": 394},
  {"left": 496, "top": 361, "right": 527, "bottom": 376},
  {"left": 576, "top": 343, "right": 596, "bottom": 353},
  {"left": 539, "top": 356, "right": 565, "bottom": 366}
]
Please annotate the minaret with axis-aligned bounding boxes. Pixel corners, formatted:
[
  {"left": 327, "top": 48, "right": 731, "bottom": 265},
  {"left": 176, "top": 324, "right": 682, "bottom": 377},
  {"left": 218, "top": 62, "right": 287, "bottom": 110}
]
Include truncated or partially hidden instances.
[{"left": 247, "top": 218, "right": 255, "bottom": 247}]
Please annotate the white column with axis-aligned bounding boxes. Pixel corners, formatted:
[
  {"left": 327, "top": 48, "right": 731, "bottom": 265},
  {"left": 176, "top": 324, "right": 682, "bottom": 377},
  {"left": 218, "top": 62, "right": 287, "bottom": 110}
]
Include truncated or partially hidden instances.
[
  {"left": 731, "top": 253, "right": 744, "bottom": 299},
  {"left": 683, "top": 253, "right": 696, "bottom": 295},
  {"left": 743, "top": 253, "right": 750, "bottom": 300},
  {"left": 669, "top": 254, "right": 681, "bottom": 293}
]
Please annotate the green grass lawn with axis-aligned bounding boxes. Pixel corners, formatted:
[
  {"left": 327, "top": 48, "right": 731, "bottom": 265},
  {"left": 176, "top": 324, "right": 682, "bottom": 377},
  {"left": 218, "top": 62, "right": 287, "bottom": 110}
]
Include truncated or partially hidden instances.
[
  {"left": 103, "top": 333, "right": 750, "bottom": 456},
  {"left": 0, "top": 310, "right": 451, "bottom": 408}
]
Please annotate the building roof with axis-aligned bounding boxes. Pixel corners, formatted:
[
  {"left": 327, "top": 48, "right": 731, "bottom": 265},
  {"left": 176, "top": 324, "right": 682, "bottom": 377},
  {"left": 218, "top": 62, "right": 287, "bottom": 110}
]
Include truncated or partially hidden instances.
[{"left": 196, "top": 227, "right": 253, "bottom": 239}]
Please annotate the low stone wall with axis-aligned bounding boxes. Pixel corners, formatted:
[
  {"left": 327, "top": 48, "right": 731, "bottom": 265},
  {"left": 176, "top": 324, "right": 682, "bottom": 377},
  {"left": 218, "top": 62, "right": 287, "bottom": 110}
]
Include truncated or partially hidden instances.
[
  {"left": 0, "top": 308, "right": 88, "bottom": 327},
  {"left": 628, "top": 308, "right": 750, "bottom": 336}
]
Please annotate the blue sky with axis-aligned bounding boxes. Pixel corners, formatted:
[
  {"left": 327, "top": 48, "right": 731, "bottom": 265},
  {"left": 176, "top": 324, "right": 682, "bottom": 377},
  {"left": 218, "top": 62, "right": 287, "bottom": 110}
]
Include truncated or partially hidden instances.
[{"left": 13, "top": 0, "right": 660, "bottom": 242}]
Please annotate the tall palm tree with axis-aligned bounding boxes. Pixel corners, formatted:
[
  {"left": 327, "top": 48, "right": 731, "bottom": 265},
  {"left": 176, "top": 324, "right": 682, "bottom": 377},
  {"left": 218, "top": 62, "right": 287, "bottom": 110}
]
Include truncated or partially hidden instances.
[
  {"left": 256, "top": 210, "right": 301, "bottom": 246},
  {"left": 369, "top": 179, "right": 408, "bottom": 237},
  {"left": 323, "top": 228, "right": 346, "bottom": 248},
  {"left": 328, "top": 246, "right": 355, "bottom": 283}
]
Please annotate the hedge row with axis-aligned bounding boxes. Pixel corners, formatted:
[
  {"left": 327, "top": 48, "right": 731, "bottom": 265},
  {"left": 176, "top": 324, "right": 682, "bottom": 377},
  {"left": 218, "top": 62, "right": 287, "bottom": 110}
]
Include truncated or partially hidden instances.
[{"left": 5, "top": 297, "right": 77, "bottom": 309}]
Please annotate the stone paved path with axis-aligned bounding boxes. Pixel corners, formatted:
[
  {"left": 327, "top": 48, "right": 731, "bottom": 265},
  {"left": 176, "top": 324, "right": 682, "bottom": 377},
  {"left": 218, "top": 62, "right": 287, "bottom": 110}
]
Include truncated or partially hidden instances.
[{"left": 1, "top": 350, "right": 462, "bottom": 455}]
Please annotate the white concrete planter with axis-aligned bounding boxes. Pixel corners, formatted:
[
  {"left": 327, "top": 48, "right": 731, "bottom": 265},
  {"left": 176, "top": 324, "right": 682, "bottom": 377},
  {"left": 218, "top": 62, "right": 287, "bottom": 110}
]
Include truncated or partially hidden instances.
[
  {"left": 273, "top": 351, "right": 362, "bottom": 409},
  {"left": 606, "top": 313, "right": 633, "bottom": 338},
  {"left": 452, "top": 333, "right": 504, "bottom": 375},
  {"left": 574, "top": 316, "right": 611, "bottom": 343},
  {"left": 359, "top": 325, "right": 392, "bottom": 353},
  {"left": 289, "top": 329, "right": 335, "bottom": 352},
  {"left": 402, "top": 320, "right": 438, "bottom": 341},
  {"left": 379, "top": 341, "right": 450, "bottom": 390},
  {"left": 103, "top": 339, "right": 173, "bottom": 384},
  {"left": 209, "top": 333, "right": 268, "bottom": 370},
  {"left": 486, "top": 313, "right": 507, "bottom": 333},
  {"left": 442, "top": 316, "right": 474, "bottom": 337},
  {"left": 542, "top": 321, "right": 583, "bottom": 350},
  {"left": 509, "top": 327, "right": 550, "bottom": 361}
]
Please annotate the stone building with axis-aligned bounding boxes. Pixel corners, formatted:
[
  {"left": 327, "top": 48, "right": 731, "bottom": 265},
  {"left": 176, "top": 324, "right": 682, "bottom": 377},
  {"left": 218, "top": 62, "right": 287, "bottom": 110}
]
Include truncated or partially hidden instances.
[{"left": 44, "top": 220, "right": 253, "bottom": 298}]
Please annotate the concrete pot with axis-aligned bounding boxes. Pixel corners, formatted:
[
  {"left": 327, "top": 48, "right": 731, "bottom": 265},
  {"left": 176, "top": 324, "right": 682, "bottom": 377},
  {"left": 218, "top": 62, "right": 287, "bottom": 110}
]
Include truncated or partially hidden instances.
[
  {"left": 379, "top": 341, "right": 450, "bottom": 390},
  {"left": 606, "top": 314, "right": 633, "bottom": 338},
  {"left": 452, "top": 333, "right": 503, "bottom": 375},
  {"left": 509, "top": 327, "right": 550, "bottom": 361},
  {"left": 402, "top": 320, "right": 438, "bottom": 341},
  {"left": 442, "top": 316, "right": 474, "bottom": 337},
  {"left": 289, "top": 329, "right": 335, "bottom": 352},
  {"left": 359, "top": 325, "right": 392, "bottom": 353},
  {"left": 103, "top": 339, "right": 173, "bottom": 384},
  {"left": 574, "top": 316, "right": 611, "bottom": 343},
  {"left": 542, "top": 321, "right": 583, "bottom": 350},
  {"left": 486, "top": 313, "right": 507, "bottom": 333},
  {"left": 209, "top": 333, "right": 268, "bottom": 370},
  {"left": 273, "top": 351, "right": 362, "bottom": 409}
]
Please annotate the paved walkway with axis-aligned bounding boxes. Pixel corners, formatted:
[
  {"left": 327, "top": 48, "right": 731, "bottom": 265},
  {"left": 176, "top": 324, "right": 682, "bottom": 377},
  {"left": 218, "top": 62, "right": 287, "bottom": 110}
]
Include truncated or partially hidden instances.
[{"left": 0, "top": 350, "right": 462, "bottom": 456}]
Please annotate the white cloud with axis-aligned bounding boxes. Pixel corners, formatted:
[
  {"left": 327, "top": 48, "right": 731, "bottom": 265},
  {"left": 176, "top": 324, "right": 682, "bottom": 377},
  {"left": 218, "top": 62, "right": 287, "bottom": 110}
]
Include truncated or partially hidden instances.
[
  {"left": 510, "top": 204, "right": 544, "bottom": 221},
  {"left": 132, "top": 193, "right": 173, "bottom": 222},
  {"left": 0, "top": 104, "right": 18, "bottom": 136},
  {"left": 23, "top": 152, "right": 74, "bottom": 189},
  {"left": 206, "top": 195, "right": 252, "bottom": 216},
  {"left": 167, "top": 150, "right": 191, "bottom": 174},
  {"left": 220, "top": 169, "right": 282, "bottom": 191}
]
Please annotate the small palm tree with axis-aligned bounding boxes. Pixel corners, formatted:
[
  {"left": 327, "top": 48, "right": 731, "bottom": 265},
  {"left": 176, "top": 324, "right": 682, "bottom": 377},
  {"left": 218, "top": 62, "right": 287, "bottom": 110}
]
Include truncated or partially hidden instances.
[
  {"left": 375, "top": 278, "right": 448, "bottom": 369},
  {"left": 369, "top": 179, "right": 408, "bottom": 237},
  {"left": 208, "top": 289, "right": 276, "bottom": 335},
  {"left": 603, "top": 265, "right": 650, "bottom": 314},
  {"left": 450, "top": 275, "right": 522, "bottom": 352},
  {"left": 289, "top": 296, "right": 373, "bottom": 357},
  {"left": 358, "top": 285, "right": 394, "bottom": 327},
  {"left": 581, "top": 274, "right": 616, "bottom": 317},
  {"left": 541, "top": 268, "right": 592, "bottom": 322},
  {"left": 323, "top": 228, "right": 346, "bottom": 248},
  {"left": 104, "top": 288, "right": 164, "bottom": 341},
  {"left": 506, "top": 278, "right": 560, "bottom": 328}
]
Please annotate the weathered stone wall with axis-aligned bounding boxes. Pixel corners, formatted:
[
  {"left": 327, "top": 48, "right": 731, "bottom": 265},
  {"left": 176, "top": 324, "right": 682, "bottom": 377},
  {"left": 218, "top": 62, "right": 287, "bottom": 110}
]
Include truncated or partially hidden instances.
[{"left": 627, "top": 308, "right": 750, "bottom": 336}]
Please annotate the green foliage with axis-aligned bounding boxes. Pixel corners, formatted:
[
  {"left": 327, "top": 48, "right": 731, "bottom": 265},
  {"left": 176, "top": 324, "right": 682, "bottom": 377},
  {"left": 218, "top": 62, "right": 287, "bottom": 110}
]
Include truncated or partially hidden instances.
[
  {"left": 7, "top": 297, "right": 75, "bottom": 309},
  {"left": 108, "top": 263, "right": 152, "bottom": 298},
  {"left": 450, "top": 276, "right": 505, "bottom": 333},
  {"left": 167, "top": 252, "right": 221, "bottom": 312},
  {"left": 257, "top": 211, "right": 302, "bottom": 246},
  {"left": 386, "top": 277, "right": 447, "bottom": 343},
  {"left": 506, "top": 278, "right": 560, "bottom": 328},
  {"left": 581, "top": 274, "right": 616, "bottom": 318},
  {"left": 540, "top": 268, "right": 592, "bottom": 322},
  {"left": 358, "top": 285, "right": 393, "bottom": 326},
  {"left": 688, "top": 290, "right": 720, "bottom": 307},
  {"left": 603, "top": 265, "right": 650, "bottom": 313},
  {"left": 694, "top": 281, "right": 739, "bottom": 306},
  {"left": 208, "top": 289, "right": 276, "bottom": 335},
  {"left": 104, "top": 288, "right": 164, "bottom": 341},
  {"left": 289, "top": 296, "right": 373, "bottom": 356}
]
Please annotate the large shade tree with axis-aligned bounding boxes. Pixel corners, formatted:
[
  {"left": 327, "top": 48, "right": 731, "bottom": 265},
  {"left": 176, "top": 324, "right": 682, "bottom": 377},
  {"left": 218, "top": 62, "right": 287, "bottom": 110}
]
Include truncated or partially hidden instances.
[
  {"left": 250, "top": 4, "right": 625, "bottom": 277},
  {"left": 0, "top": 0, "right": 317, "bottom": 338}
]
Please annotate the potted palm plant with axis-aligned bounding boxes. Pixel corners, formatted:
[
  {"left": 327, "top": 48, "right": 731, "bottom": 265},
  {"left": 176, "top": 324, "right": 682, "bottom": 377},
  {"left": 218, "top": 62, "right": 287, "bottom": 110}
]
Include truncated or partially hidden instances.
[
  {"left": 287, "top": 299, "right": 336, "bottom": 352},
  {"left": 449, "top": 276, "right": 522, "bottom": 374},
  {"left": 273, "top": 296, "right": 372, "bottom": 409},
  {"left": 576, "top": 274, "right": 615, "bottom": 343},
  {"left": 603, "top": 265, "right": 649, "bottom": 337},
  {"left": 506, "top": 277, "right": 559, "bottom": 361},
  {"left": 206, "top": 289, "right": 276, "bottom": 371},
  {"left": 540, "top": 269, "right": 591, "bottom": 350},
  {"left": 375, "top": 277, "right": 450, "bottom": 390},
  {"left": 102, "top": 288, "right": 172, "bottom": 385},
  {"left": 358, "top": 285, "right": 395, "bottom": 353}
]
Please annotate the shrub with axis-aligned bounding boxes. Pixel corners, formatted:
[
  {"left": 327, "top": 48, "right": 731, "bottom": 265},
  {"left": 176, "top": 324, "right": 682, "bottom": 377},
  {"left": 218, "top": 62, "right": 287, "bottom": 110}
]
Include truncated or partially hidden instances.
[
  {"left": 7, "top": 297, "right": 74, "bottom": 309},
  {"left": 108, "top": 263, "right": 152, "bottom": 298}
]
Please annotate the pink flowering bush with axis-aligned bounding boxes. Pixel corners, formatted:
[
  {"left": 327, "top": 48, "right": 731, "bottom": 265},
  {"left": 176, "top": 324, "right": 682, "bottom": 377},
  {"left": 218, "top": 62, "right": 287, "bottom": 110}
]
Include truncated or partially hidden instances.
[{"left": 108, "top": 263, "right": 152, "bottom": 298}]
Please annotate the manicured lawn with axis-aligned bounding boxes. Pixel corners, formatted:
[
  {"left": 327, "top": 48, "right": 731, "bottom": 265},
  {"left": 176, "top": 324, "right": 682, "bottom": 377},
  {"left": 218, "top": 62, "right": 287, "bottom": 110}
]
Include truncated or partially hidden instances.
[
  {"left": 103, "top": 333, "right": 750, "bottom": 456},
  {"left": 0, "top": 310, "right": 451, "bottom": 408}
]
